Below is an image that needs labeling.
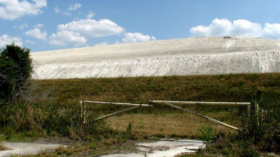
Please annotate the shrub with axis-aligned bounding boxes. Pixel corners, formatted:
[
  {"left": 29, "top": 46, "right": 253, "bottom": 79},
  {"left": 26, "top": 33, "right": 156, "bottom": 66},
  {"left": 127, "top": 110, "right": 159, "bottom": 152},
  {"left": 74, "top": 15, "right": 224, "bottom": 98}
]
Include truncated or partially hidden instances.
[
  {"left": 0, "top": 44, "right": 32, "bottom": 104},
  {"left": 239, "top": 88, "right": 280, "bottom": 152}
]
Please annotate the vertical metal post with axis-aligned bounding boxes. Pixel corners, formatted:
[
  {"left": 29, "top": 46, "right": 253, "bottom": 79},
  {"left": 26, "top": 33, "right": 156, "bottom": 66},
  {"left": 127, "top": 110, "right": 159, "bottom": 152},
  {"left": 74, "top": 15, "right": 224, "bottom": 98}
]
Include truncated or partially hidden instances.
[
  {"left": 254, "top": 102, "right": 259, "bottom": 116},
  {"left": 247, "top": 103, "right": 251, "bottom": 118},
  {"left": 254, "top": 101, "right": 259, "bottom": 126},
  {"left": 80, "top": 100, "right": 83, "bottom": 123},
  {"left": 83, "top": 100, "right": 87, "bottom": 124}
]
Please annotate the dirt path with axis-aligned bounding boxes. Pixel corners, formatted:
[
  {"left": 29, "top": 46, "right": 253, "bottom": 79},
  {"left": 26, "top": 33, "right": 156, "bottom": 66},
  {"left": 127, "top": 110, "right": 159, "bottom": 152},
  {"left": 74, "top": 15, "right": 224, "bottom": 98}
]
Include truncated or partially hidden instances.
[
  {"left": 100, "top": 139, "right": 205, "bottom": 157},
  {"left": 0, "top": 137, "right": 79, "bottom": 157},
  {"left": 0, "top": 142, "right": 65, "bottom": 157},
  {"left": 0, "top": 138, "right": 204, "bottom": 157}
]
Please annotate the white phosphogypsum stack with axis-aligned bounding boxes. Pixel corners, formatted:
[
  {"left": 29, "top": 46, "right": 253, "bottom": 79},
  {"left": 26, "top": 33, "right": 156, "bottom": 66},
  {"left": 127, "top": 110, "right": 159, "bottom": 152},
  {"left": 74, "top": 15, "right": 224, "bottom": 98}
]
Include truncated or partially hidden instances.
[{"left": 31, "top": 36, "right": 280, "bottom": 79}]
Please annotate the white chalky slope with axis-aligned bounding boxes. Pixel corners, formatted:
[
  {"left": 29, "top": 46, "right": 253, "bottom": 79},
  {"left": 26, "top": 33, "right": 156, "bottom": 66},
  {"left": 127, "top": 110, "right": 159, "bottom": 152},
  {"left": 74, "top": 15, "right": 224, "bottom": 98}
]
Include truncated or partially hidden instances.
[{"left": 31, "top": 36, "right": 280, "bottom": 79}]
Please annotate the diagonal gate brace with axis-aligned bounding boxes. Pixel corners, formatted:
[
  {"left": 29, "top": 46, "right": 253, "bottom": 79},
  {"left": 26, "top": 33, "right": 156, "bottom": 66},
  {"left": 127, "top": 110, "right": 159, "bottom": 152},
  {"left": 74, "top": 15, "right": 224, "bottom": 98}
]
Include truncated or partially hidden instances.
[
  {"left": 80, "top": 100, "right": 152, "bottom": 123},
  {"left": 163, "top": 102, "right": 240, "bottom": 131},
  {"left": 94, "top": 106, "right": 140, "bottom": 121}
]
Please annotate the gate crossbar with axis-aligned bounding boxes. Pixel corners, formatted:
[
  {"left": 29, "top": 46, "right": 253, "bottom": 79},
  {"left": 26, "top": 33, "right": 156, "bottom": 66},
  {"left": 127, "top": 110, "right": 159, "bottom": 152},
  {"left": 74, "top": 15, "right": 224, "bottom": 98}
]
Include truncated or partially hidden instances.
[
  {"left": 151, "top": 100, "right": 251, "bottom": 119},
  {"left": 150, "top": 100, "right": 250, "bottom": 106},
  {"left": 83, "top": 100, "right": 151, "bottom": 107}
]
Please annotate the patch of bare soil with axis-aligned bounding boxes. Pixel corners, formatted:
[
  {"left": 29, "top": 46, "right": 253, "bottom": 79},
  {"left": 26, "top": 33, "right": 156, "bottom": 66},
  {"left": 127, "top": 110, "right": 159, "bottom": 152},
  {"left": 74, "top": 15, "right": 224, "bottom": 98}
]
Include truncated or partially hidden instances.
[{"left": 0, "top": 137, "right": 80, "bottom": 157}]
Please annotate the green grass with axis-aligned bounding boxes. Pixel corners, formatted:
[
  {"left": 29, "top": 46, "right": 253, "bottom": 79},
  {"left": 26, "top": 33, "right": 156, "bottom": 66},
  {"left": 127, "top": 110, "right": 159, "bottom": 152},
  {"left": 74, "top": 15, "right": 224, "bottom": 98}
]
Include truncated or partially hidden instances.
[{"left": 30, "top": 73, "right": 280, "bottom": 111}]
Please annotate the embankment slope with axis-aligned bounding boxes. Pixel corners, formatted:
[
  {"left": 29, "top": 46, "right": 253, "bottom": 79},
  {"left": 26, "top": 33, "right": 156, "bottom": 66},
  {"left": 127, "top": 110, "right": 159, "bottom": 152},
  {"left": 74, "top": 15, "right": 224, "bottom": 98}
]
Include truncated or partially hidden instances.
[{"left": 31, "top": 36, "right": 280, "bottom": 79}]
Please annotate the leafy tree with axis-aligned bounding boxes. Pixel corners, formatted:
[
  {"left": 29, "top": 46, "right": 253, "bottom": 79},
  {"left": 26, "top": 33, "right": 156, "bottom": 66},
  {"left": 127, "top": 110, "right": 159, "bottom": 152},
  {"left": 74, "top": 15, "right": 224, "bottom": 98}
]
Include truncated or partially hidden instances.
[{"left": 0, "top": 43, "right": 32, "bottom": 104}]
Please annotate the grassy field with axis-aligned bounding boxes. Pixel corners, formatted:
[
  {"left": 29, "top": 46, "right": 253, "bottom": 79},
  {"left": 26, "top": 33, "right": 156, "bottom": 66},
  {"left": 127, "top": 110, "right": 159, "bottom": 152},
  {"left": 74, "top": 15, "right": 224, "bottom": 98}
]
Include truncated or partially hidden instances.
[
  {"left": 31, "top": 73, "right": 280, "bottom": 104},
  {"left": 106, "top": 111, "right": 237, "bottom": 138},
  {"left": 2, "top": 73, "right": 280, "bottom": 156},
  {"left": 28, "top": 73, "right": 280, "bottom": 137}
]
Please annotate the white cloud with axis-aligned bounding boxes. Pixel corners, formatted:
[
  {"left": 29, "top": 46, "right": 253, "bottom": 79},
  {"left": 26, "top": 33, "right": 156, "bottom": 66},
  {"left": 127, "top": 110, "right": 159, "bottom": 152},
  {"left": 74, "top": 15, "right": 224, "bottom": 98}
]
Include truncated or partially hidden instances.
[
  {"left": 57, "top": 19, "right": 124, "bottom": 37},
  {"left": 0, "top": 34, "right": 22, "bottom": 48},
  {"left": 19, "top": 22, "right": 28, "bottom": 30},
  {"left": 54, "top": 7, "right": 60, "bottom": 13},
  {"left": 87, "top": 11, "right": 95, "bottom": 19},
  {"left": 263, "top": 23, "right": 280, "bottom": 39},
  {"left": 34, "top": 23, "right": 44, "bottom": 28},
  {"left": 0, "top": 0, "right": 47, "bottom": 20},
  {"left": 50, "top": 18, "right": 124, "bottom": 47},
  {"left": 49, "top": 30, "right": 86, "bottom": 46},
  {"left": 122, "top": 32, "right": 156, "bottom": 43},
  {"left": 26, "top": 40, "right": 36, "bottom": 44},
  {"left": 190, "top": 18, "right": 280, "bottom": 40},
  {"left": 55, "top": 4, "right": 80, "bottom": 16},
  {"left": 231, "top": 19, "right": 262, "bottom": 37},
  {"left": 25, "top": 28, "right": 47, "bottom": 40},
  {"left": 68, "top": 3, "right": 82, "bottom": 11}
]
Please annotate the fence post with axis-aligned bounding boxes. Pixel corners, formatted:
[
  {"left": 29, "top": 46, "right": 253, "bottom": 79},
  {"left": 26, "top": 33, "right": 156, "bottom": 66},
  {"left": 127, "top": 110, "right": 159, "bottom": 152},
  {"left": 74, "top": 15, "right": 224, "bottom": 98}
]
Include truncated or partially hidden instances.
[
  {"left": 83, "top": 100, "right": 87, "bottom": 124},
  {"left": 247, "top": 103, "right": 251, "bottom": 118},
  {"left": 80, "top": 100, "right": 83, "bottom": 123},
  {"left": 255, "top": 90, "right": 262, "bottom": 126},
  {"left": 254, "top": 100, "right": 259, "bottom": 126}
]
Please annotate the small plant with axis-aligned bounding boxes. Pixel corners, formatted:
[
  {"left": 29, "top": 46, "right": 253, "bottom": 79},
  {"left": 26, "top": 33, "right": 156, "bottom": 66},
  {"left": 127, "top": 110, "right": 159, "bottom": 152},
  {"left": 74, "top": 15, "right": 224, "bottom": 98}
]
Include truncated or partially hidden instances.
[
  {"left": 198, "top": 125, "right": 215, "bottom": 151},
  {"left": 118, "top": 122, "right": 133, "bottom": 143},
  {"left": 126, "top": 122, "right": 132, "bottom": 135}
]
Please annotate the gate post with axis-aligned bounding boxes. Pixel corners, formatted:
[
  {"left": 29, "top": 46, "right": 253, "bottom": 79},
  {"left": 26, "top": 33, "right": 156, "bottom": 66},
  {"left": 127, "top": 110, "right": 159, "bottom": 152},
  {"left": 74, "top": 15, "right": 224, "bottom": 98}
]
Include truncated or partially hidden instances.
[
  {"left": 254, "top": 100, "right": 259, "bottom": 126},
  {"left": 247, "top": 103, "right": 251, "bottom": 118},
  {"left": 80, "top": 100, "right": 83, "bottom": 123},
  {"left": 80, "top": 99, "right": 86, "bottom": 124}
]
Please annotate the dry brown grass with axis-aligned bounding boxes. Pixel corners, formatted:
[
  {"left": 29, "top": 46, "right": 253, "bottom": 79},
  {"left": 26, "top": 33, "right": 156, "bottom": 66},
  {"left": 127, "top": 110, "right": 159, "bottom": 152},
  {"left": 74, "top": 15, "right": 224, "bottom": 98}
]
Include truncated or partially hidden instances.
[{"left": 106, "top": 111, "right": 238, "bottom": 139}]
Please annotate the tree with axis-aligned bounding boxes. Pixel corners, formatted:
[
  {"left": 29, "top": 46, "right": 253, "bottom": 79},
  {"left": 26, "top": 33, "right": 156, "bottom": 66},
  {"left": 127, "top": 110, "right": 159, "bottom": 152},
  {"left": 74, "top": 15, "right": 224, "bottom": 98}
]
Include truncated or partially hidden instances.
[{"left": 0, "top": 43, "right": 32, "bottom": 104}]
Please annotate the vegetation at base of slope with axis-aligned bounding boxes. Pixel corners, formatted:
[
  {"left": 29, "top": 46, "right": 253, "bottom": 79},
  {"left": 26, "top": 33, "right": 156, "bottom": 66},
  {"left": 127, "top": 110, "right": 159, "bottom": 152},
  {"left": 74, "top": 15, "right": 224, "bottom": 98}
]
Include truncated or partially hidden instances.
[
  {"left": 0, "top": 73, "right": 279, "bottom": 156},
  {"left": 31, "top": 73, "right": 280, "bottom": 106}
]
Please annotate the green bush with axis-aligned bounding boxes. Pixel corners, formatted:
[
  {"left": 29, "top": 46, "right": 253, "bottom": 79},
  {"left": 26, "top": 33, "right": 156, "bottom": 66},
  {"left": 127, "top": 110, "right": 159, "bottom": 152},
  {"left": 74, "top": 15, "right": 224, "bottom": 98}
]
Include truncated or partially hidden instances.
[
  {"left": 0, "top": 44, "right": 32, "bottom": 104},
  {"left": 238, "top": 88, "right": 280, "bottom": 153}
]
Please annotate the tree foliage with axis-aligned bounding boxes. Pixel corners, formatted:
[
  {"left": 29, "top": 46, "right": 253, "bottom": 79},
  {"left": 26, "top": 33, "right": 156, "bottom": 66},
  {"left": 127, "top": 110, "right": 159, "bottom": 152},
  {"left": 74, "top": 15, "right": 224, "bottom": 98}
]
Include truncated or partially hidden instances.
[{"left": 0, "top": 44, "right": 32, "bottom": 104}]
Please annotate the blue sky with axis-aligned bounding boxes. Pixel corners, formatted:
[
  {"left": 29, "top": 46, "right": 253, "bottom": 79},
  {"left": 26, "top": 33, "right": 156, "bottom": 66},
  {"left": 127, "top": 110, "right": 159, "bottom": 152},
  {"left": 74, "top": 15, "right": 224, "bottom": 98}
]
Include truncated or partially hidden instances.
[{"left": 0, "top": 0, "right": 280, "bottom": 52}]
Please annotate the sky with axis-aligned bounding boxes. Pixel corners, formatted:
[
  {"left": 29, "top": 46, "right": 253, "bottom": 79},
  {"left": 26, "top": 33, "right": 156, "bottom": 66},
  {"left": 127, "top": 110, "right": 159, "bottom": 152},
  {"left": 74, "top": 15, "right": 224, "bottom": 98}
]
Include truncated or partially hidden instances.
[{"left": 0, "top": 0, "right": 280, "bottom": 52}]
